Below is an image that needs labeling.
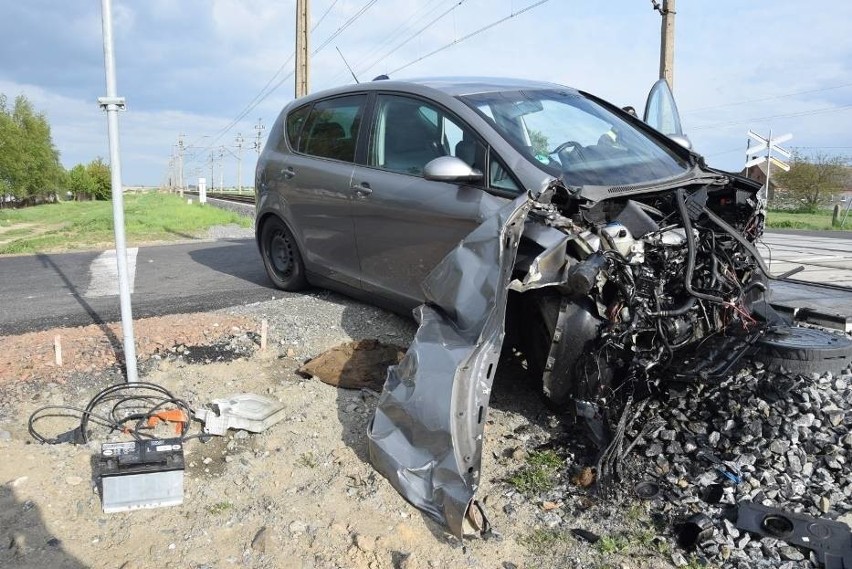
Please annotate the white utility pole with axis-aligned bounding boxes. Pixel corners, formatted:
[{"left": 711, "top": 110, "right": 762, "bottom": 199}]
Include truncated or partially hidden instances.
[
  {"left": 235, "top": 133, "right": 245, "bottom": 193},
  {"left": 177, "top": 133, "right": 186, "bottom": 197},
  {"left": 295, "top": 0, "right": 310, "bottom": 98},
  {"left": 657, "top": 0, "right": 676, "bottom": 90},
  {"left": 209, "top": 151, "right": 215, "bottom": 193},
  {"left": 98, "top": 0, "right": 138, "bottom": 383},
  {"left": 218, "top": 147, "right": 225, "bottom": 190},
  {"left": 253, "top": 118, "right": 266, "bottom": 155}
]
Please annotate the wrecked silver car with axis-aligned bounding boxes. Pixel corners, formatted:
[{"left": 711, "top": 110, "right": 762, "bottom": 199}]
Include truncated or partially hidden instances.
[{"left": 255, "top": 77, "right": 850, "bottom": 537}]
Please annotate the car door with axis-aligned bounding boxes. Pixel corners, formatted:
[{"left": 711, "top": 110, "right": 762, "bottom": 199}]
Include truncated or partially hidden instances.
[
  {"left": 264, "top": 94, "right": 367, "bottom": 288},
  {"left": 349, "top": 93, "right": 513, "bottom": 309}
]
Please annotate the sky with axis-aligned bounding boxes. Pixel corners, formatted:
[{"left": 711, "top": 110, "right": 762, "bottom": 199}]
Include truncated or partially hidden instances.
[{"left": 1, "top": 0, "right": 850, "bottom": 187}]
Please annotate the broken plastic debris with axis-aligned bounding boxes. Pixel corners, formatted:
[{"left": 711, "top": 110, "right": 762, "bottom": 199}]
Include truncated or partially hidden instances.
[
  {"left": 736, "top": 502, "right": 852, "bottom": 568},
  {"left": 195, "top": 393, "right": 286, "bottom": 436}
]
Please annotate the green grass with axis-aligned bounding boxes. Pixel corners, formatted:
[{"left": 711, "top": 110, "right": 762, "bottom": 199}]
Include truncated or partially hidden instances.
[
  {"left": 765, "top": 208, "right": 843, "bottom": 231},
  {"left": 519, "top": 528, "right": 571, "bottom": 555},
  {"left": 507, "top": 449, "right": 563, "bottom": 496},
  {"left": 296, "top": 451, "right": 318, "bottom": 468},
  {"left": 207, "top": 501, "right": 234, "bottom": 515},
  {"left": 0, "top": 192, "right": 252, "bottom": 254}
]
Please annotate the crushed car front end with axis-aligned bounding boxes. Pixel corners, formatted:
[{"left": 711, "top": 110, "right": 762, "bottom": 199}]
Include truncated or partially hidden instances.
[{"left": 368, "top": 165, "right": 776, "bottom": 536}]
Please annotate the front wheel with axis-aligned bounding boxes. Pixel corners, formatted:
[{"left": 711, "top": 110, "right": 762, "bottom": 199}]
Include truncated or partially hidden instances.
[
  {"left": 520, "top": 291, "right": 609, "bottom": 407},
  {"left": 259, "top": 217, "right": 307, "bottom": 291}
]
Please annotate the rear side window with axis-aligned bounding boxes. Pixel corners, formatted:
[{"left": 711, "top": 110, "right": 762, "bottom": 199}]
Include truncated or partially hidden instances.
[
  {"left": 285, "top": 104, "right": 310, "bottom": 150},
  {"left": 298, "top": 95, "right": 366, "bottom": 162}
]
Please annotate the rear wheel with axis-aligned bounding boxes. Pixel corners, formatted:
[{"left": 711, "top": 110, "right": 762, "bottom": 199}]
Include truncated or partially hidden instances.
[{"left": 260, "top": 216, "right": 307, "bottom": 291}]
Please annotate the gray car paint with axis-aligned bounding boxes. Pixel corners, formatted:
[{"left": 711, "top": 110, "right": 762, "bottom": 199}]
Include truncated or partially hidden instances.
[
  {"left": 367, "top": 189, "right": 538, "bottom": 536},
  {"left": 255, "top": 78, "right": 557, "bottom": 308}
]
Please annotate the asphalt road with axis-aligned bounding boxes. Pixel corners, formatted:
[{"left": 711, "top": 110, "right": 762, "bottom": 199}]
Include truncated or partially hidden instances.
[
  {"left": 0, "top": 239, "right": 280, "bottom": 335},
  {"left": 759, "top": 231, "right": 852, "bottom": 287},
  {"left": 1, "top": 231, "right": 850, "bottom": 336}
]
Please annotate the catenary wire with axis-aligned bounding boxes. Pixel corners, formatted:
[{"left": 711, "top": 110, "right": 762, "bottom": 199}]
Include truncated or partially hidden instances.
[{"left": 385, "top": 0, "right": 550, "bottom": 75}]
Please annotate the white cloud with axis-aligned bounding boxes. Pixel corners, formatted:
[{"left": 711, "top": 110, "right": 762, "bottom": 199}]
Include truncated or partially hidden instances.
[{"left": 1, "top": 0, "right": 850, "bottom": 184}]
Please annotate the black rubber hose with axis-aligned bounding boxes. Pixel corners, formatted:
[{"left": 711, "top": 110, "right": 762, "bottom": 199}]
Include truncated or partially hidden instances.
[
  {"left": 648, "top": 296, "right": 696, "bottom": 317},
  {"left": 676, "top": 189, "right": 727, "bottom": 304},
  {"left": 701, "top": 206, "right": 773, "bottom": 276}
]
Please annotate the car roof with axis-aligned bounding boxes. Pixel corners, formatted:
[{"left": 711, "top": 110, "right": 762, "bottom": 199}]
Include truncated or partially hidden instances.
[{"left": 291, "top": 76, "right": 578, "bottom": 107}]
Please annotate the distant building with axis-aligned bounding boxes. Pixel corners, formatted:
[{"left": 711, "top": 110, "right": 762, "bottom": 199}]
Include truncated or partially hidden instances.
[{"left": 740, "top": 161, "right": 780, "bottom": 201}]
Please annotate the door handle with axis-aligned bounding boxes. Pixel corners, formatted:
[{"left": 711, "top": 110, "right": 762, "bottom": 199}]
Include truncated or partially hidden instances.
[
  {"left": 281, "top": 167, "right": 295, "bottom": 179},
  {"left": 351, "top": 181, "right": 372, "bottom": 197}
]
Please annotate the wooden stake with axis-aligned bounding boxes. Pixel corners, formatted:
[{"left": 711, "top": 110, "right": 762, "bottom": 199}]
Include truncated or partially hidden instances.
[
  {"left": 260, "top": 319, "right": 268, "bottom": 352},
  {"left": 54, "top": 335, "right": 63, "bottom": 367}
]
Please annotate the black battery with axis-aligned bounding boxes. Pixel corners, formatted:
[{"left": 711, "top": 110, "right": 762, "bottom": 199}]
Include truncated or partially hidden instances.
[{"left": 95, "top": 438, "right": 185, "bottom": 512}]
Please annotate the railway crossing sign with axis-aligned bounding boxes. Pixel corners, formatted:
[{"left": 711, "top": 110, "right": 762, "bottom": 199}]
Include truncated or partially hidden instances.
[{"left": 745, "top": 130, "right": 792, "bottom": 200}]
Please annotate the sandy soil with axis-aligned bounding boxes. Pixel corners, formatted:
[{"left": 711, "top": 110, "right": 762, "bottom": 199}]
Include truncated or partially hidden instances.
[{"left": 0, "top": 297, "right": 685, "bottom": 569}]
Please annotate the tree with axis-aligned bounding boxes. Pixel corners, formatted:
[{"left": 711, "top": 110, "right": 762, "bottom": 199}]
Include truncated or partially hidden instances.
[
  {"left": 529, "top": 129, "right": 550, "bottom": 157},
  {"left": 86, "top": 157, "right": 112, "bottom": 200},
  {"left": 67, "top": 164, "right": 97, "bottom": 200},
  {"left": 775, "top": 152, "right": 849, "bottom": 211},
  {"left": 0, "top": 93, "right": 64, "bottom": 205}
]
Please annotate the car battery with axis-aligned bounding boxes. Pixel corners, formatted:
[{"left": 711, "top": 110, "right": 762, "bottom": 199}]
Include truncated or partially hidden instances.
[{"left": 95, "top": 438, "right": 185, "bottom": 513}]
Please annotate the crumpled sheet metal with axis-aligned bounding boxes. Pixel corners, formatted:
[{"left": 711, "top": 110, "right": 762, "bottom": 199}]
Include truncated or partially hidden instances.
[{"left": 367, "top": 192, "right": 534, "bottom": 537}]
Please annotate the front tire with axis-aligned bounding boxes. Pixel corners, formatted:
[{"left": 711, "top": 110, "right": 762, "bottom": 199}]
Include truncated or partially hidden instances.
[{"left": 260, "top": 216, "right": 307, "bottom": 291}]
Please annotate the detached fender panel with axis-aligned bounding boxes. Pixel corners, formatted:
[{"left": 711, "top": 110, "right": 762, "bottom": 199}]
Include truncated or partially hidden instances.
[{"left": 367, "top": 192, "right": 532, "bottom": 537}]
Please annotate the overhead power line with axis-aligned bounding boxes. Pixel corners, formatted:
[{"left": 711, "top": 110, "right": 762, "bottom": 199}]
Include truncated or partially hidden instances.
[
  {"left": 313, "top": 0, "right": 379, "bottom": 55},
  {"left": 320, "top": 0, "right": 458, "bottom": 89},
  {"left": 357, "top": 0, "right": 469, "bottom": 77},
  {"left": 186, "top": 1, "right": 381, "bottom": 166},
  {"left": 387, "top": 0, "right": 550, "bottom": 76},
  {"left": 690, "top": 104, "right": 852, "bottom": 131},
  {"left": 683, "top": 82, "right": 852, "bottom": 114},
  {"left": 312, "top": 0, "right": 340, "bottom": 32}
]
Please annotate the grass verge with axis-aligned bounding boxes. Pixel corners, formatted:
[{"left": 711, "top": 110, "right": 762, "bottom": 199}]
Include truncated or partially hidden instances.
[
  {"left": 765, "top": 209, "right": 842, "bottom": 231},
  {"left": 0, "top": 192, "right": 252, "bottom": 254}
]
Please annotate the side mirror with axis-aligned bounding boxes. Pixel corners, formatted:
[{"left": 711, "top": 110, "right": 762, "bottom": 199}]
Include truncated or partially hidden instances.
[{"left": 423, "top": 156, "right": 483, "bottom": 183}]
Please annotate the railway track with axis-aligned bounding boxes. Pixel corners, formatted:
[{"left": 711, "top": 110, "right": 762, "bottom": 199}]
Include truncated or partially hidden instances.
[{"left": 185, "top": 191, "right": 256, "bottom": 204}]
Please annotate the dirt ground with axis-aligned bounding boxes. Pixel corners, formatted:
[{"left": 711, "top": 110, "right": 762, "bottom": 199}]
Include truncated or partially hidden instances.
[{"left": 0, "top": 297, "right": 687, "bottom": 569}]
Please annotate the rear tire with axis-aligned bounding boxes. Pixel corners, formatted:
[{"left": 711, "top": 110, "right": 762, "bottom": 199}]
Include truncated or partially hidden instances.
[{"left": 260, "top": 216, "right": 307, "bottom": 291}]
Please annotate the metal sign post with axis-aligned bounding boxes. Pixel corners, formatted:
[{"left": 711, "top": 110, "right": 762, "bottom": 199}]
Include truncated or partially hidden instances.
[{"left": 99, "top": 0, "right": 138, "bottom": 382}]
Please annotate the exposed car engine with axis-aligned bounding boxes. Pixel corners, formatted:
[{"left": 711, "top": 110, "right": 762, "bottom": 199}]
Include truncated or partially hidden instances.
[{"left": 518, "top": 179, "right": 770, "bottom": 410}]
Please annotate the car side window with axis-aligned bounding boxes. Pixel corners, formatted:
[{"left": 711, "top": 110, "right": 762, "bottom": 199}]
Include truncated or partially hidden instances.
[
  {"left": 284, "top": 104, "right": 311, "bottom": 151},
  {"left": 298, "top": 95, "right": 366, "bottom": 162},
  {"left": 489, "top": 151, "right": 521, "bottom": 193},
  {"left": 369, "top": 94, "right": 486, "bottom": 178}
]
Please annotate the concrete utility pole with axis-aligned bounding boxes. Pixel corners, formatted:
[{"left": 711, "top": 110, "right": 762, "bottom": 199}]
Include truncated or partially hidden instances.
[
  {"left": 295, "top": 0, "right": 310, "bottom": 98},
  {"left": 98, "top": 0, "right": 138, "bottom": 383},
  {"left": 235, "top": 133, "right": 245, "bottom": 193},
  {"left": 253, "top": 118, "right": 266, "bottom": 155},
  {"left": 177, "top": 133, "right": 186, "bottom": 197},
  {"left": 208, "top": 151, "right": 215, "bottom": 193},
  {"left": 658, "top": 0, "right": 676, "bottom": 90},
  {"left": 217, "top": 147, "right": 225, "bottom": 190}
]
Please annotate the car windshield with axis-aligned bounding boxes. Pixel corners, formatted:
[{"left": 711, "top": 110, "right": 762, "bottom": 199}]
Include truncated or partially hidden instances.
[{"left": 461, "top": 89, "right": 689, "bottom": 186}]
